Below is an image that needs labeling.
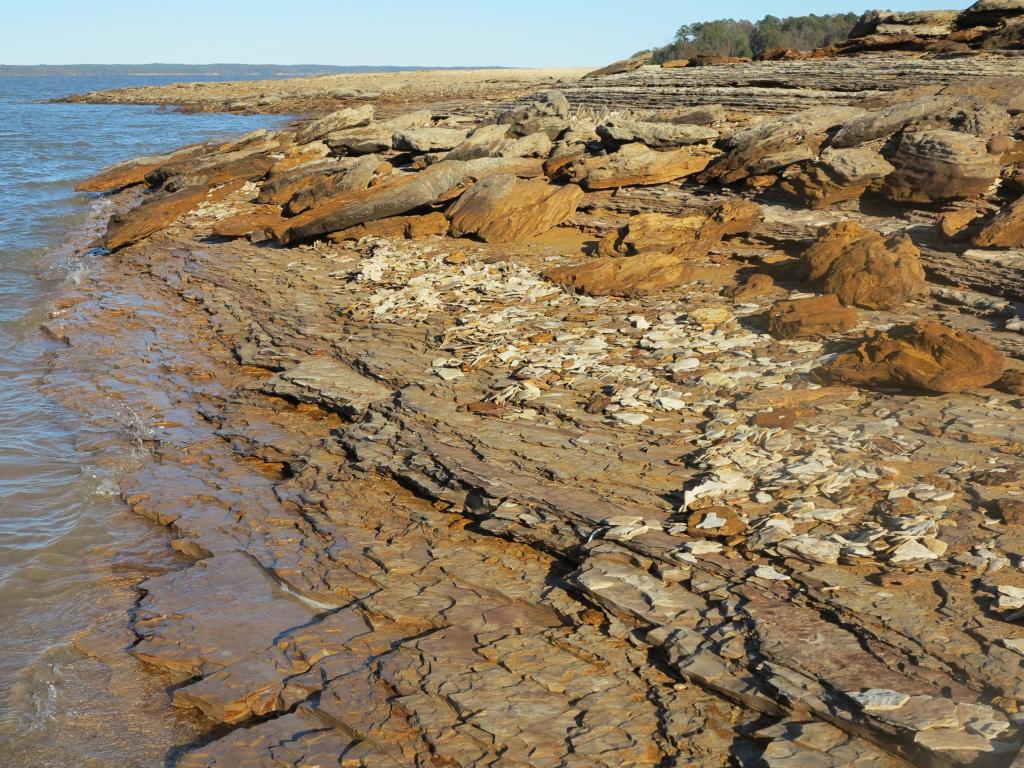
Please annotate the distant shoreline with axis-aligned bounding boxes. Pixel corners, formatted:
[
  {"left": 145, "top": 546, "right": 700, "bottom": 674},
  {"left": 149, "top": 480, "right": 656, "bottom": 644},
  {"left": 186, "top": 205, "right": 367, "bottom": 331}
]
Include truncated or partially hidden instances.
[{"left": 0, "top": 64, "right": 512, "bottom": 78}]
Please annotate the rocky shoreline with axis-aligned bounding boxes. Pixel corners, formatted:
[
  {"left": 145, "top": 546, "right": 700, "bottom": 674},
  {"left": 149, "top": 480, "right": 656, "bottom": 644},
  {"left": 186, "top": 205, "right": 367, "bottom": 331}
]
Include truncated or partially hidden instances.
[{"left": 53, "top": 26, "right": 1024, "bottom": 768}]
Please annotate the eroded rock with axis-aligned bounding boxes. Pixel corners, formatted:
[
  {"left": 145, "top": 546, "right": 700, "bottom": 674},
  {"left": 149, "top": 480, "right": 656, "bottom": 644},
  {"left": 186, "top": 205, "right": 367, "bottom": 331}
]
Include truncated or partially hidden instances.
[{"left": 446, "top": 174, "right": 583, "bottom": 243}]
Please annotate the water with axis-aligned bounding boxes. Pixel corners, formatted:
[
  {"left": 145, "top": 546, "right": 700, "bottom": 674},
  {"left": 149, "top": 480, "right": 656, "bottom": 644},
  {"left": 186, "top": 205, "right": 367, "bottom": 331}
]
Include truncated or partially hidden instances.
[{"left": 0, "top": 75, "right": 286, "bottom": 765}]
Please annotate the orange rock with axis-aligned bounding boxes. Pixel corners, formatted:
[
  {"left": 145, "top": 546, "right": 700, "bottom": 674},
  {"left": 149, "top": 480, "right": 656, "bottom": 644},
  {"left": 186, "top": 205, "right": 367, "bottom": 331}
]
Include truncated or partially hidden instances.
[
  {"left": 767, "top": 295, "right": 859, "bottom": 339},
  {"left": 726, "top": 273, "right": 776, "bottom": 300},
  {"left": 937, "top": 206, "right": 985, "bottom": 238},
  {"left": 822, "top": 321, "right": 1005, "bottom": 393},
  {"left": 565, "top": 143, "right": 717, "bottom": 190},
  {"left": 327, "top": 212, "right": 450, "bottom": 242},
  {"left": 75, "top": 145, "right": 204, "bottom": 192},
  {"left": 210, "top": 206, "right": 286, "bottom": 239},
  {"left": 544, "top": 252, "right": 696, "bottom": 298},
  {"left": 599, "top": 200, "right": 762, "bottom": 258},
  {"left": 973, "top": 195, "right": 1024, "bottom": 248},
  {"left": 686, "top": 507, "right": 746, "bottom": 537},
  {"left": 801, "top": 221, "right": 925, "bottom": 310},
  {"left": 446, "top": 174, "right": 584, "bottom": 243}
]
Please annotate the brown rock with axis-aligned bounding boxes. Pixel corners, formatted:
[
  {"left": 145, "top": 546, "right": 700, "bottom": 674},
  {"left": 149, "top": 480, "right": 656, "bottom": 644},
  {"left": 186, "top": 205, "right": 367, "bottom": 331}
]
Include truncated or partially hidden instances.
[
  {"left": 102, "top": 180, "right": 244, "bottom": 252},
  {"left": 295, "top": 104, "right": 374, "bottom": 144},
  {"left": 726, "top": 273, "right": 775, "bottom": 301},
  {"left": 767, "top": 295, "right": 859, "bottom": 339},
  {"left": 994, "top": 368, "right": 1024, "bottom": 396},
  {"left": 974, "top": 195, "right": 1024, "bottom": 248},
  {"left": 327, "top": 212, "right": 450, "bottom": 242},
  {"left": 880, "top": 129, "right": 1001, "bottom": 203},
  {"left": 599, "top": 201, "right": 762, "bottom": 258},
  {"left": 565, "top": 143, "right": 717, "bottom": 191},
  {"left": 801, "top": 222, "right": 925, "bottom": 310},
  {"left": 777, "top": 147, "right": 894, "bottom": 209},
  {"left": 992, "top": 498, "right": 1024, "bottom": 524},
  {"left": 686, "top": 507, "right": 746, "bottom": 537},
  {"left": 937, "top": 206, "right": 986, "bottom": 238},
  {"left": 544, "top": 252, "right": 696, "bottom": 298},
  {"left": 75, "top": 145, "right": 204, "bottom": 192},
  {"left": 446, "top": 174, "right": 583, "bottom": 243},
  {"left": 822, "top": 321, "right": 1005, "bottom": 393},
  {"left": 211, "top": 207, "right": 285, "bottom": 239},
  {"left": 752, "top": 406, "right": 811, "bottom": 428}
]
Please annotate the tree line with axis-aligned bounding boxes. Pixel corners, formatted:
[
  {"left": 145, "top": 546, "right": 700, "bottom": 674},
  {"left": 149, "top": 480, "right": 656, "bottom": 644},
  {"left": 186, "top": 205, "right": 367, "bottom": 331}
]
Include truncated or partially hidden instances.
[{"left": 647, "top": 13, "right": 861, "bottom": 62}]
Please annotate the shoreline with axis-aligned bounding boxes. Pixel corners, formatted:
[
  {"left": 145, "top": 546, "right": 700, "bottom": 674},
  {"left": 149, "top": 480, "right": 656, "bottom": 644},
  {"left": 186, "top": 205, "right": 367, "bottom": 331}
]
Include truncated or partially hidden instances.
[{"left": 39, "top": 55, "right": 1024, "bottom": 766}]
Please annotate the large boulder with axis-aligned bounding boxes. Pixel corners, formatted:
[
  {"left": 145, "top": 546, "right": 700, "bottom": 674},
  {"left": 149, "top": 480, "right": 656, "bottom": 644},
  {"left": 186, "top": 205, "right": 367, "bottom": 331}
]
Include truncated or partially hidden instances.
[
  {"left": 325, "top": 110, "right": 433, "bottom": 155},
  {"left": 598, "top": 200, "right": 762, "bottom": 258},
  {"left": 446, "top": 174, "right": 583, "bottom": 243},
  {"left": 956, "top": 0, "right": 1024, "bottom": 29},
  {"left": 596, "top": 118, "right": 718, "bottom": 149},
  {"left": 973, "top": 195, "right": 1024, "bottom": 247},
  {"left": 565, "top": 143, "right": 718, "bottom": 190},
  {"left": 705, "top": 107, "right": 864, "bottom": 184},
  {"left": 802, "top": 222, "right": 925, "bottom": 310},
  {"left": 767, "top": 295, "right": 859, "bottom": 339},
  {"left": 446, "top": 124, "right": 512, "bottom": 161},
  {"left": 880, "top": 129, "right": 1001, "bottom": 203},
  {"left": 296, "top": 105, "right": 374, "bottom": 144},
  {"left": 829, "top": 96, "right": 959, "bottom": 149},
  {"left": 393, "top": 127, "right": 470, "bottom": 154},
  {"left": 821, "top": 321, "right": 1005, "bottom": 393},
  {"left": 544, "top": 252, "right": 696, "bottom": 298},
  {"left": 496, "top": 90, "right": 570, "bottom": 139},
  {"left": 778, "top": 147, "right": 894, "bottom": 209}
]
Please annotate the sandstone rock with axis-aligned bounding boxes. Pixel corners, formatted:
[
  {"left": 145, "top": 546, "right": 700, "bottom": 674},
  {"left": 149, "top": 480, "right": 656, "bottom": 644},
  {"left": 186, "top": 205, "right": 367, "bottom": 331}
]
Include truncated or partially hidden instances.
[
  {"left": 210, "top": 207, "right": 285, "bottom": 239},
  {"left": 802, "top": 222, "right": 925, "bottom": 310},
  {"left": 664, "top": 105, "right": 726, "bottom": 126},
  {"left": 102, "top": 181, "right": 243, "bottom": 252},
  {"left": 325, "top": 110, "right": 432, "bottom": 155},
  {"left": 822, "top": 321, "right": 1005, "bottom": 393},
  {"left": 829, "top": 96, "right": 959, "bottom": 148},
  {"left": 544, "top": 252, "right": 696, "bottom": 298},
  {"left": 496, "top": 90, "right": 570, "bottom": 138},
  {"left": 596, "top": 118, "right": 718, "bottom": 149},
  {"left": 75, "top": 145, "right": 204, "bottom": 193},
  {"left": 726, "top": 273, "right": 776, "bottom": 301},
  {"left": 296, "top": 104, "right": 373, "bottom": 144},
  {"left": 973, "top": 195, "right": 1024, "bottom": 247},
  {"left": 767, "top": 295, "right": 859, "bottom": 339},
  {"left": 327, "top": 212, "right": 450, "bottom": 242},
  {"left": 956, "top": 0, "right": 1024, "bottom": 29},
  {"left": 937, "top": 206, "right": 986, "bottom": 238},
  {"left": 686, "top": 507, "right": 746, "bottom": 537},
  {"left": 566, "top": 143, "right": 717, "bottom": 190},
  {"left": 446, "top": 174, "right": 583, "bottom": 243},
  {"left": 584, "top": 53, "right": 653, "bottom": 79},
  {"left": 880, "top": 129, "right": 1000, "bottom": 203},
  {"left": 446, "top": 124, "right": 511, "bottom": 161},
  {"left": 393, "top": 127, "right": 470, "bottom": 154},
  {"left": 599, "top": 200, "right": 761, "bottom": 258},
  {"left": 706, "top": 107, "right": 864, "bottom": 184},
  {"left": 285, "top": 155, "right": 386, "bottom": 215},
  {"left": 778, "top": 147, "right": 894, "bottom": 209},
  {"left": 499, "top": 131, "right": 554, "bottom": 159}
]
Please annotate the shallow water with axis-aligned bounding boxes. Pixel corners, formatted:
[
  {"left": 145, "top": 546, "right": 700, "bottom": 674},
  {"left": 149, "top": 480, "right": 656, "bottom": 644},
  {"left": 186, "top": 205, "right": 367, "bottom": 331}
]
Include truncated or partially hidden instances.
[{"left": 0, "top": 75, "right": 285, "bottom": 765}]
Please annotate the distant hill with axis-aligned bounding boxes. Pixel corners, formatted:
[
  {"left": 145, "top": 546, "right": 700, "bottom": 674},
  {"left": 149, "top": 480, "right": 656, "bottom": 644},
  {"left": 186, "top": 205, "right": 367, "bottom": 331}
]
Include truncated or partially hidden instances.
[{"left": 0, "top": 63, "right": 503, "bottom": 78}]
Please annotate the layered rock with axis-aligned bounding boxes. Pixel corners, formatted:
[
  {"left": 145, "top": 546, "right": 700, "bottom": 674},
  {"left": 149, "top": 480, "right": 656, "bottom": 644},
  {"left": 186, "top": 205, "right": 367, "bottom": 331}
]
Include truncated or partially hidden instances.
[
  {"left": 823, "top": 321, "right": 1005, "bottom": 393},
  {"left": 596, "top": 118, "right": 717, "bottom": 149},
  {"left": 564, "top": 143, "right": 717, "bottom": 190},
  {"left": 880, "top": 129, "right": 1001, "bottom": 203},
  {"left": 446, "top": 174, "right": 583, "bottom": 243},
  {"left": 767, "top": 294, "right": 859, "bottom": 339},
  {"left": 802, "top": 222, "right": 926, "bottom": 310},
  {"left": 295, "top": 104, "right": 373, "bottom": 143},
  {"left": 598, "top": 200, "right": 761, "bottom": 258},
  {"left": 973, "top": 195, "right": 1024, "bottom": 247},
  {"left": 777, "top": 147, "right": 894, "bottom": 208},
  {"left": 544, "top": 252, "right": 696, "bottom": 297}
]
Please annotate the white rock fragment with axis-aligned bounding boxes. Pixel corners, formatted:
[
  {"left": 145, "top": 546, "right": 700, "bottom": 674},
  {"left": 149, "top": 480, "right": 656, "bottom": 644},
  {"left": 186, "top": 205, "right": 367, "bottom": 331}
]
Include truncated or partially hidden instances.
[
  {"left": 848, "top": 689, "right": 910, "bottom": 712},
  {"left": 753, "top": 565, "right": 791, "bottom": 581},
  {"left": 695, "top": 511, "right": 727, "bottom": 530},
  {"left": 612, "top": 412, "right": 649, "bottom": 426},
  {"left": 435, "top": 367, "right": 465, "bottom": 381},
  {"left": 890, "top": 540, "right": 940, "bottom": 564},
  {"left": 628, "top": 315, "right": 651, "bottom": 330},
  {"left": 777, "top": 535, "right": 841, "bottom": 565}
]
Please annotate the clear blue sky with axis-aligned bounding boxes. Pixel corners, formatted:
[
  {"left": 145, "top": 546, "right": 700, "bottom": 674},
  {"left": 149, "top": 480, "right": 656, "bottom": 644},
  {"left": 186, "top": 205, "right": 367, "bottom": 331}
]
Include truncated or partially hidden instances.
[{"left": 7, "top": 0, "right": 965, "bottom": 67}]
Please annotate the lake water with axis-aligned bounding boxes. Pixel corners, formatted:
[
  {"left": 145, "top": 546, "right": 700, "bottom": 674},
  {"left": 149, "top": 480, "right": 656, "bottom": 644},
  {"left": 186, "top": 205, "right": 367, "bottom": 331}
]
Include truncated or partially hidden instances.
[{"left": 0, "top": 74, "right": 286, "bottom": 766}]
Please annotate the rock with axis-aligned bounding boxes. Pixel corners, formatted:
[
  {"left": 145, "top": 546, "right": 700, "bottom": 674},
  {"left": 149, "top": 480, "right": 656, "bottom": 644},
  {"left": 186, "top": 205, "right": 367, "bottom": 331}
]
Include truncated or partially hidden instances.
[
  {"left": 446, "top": 174, "right": 583, "bottom": 243},
  {"left": 102, "top": 180, "right": 244, "bottom": 252},
  {"left": 777, "top": 147, "right": 894, "bottom": 209},
  {"left": 726, "top": 273, "right": 776, "bottom": 301},
  {"left": 210, "top": 207, "right": 285, "bottom": 239},
  {"left": 499, "top": 132, "right": 554, "bottom": 159},
  {"left": 270, "top": 157, "right": 529, "bottom": 244},
  {"left": 327, "top": 212, "right": 450, "bottom": 242},
  {"left": 565, "top": 143, "right": 718, "bottom": 191},
  {"left": 880, "top": 130, "right": 1001, "bottom": 203},
  {"left": 75, "top": 145, "right": 204, "bottom": 193},
  {"left": 686, "top": 507, "right": 746, "bottom": 537},
  {"left": 496, "top": 90, "right": 570, "bottom": 138},
  {"left": 914, "top": 728, "right": 993, "bottom": 753},
  {"left": 284, "top": 155, "right": 387, "bottom": 215},
  {"left": 544, "top": 252, "right": 696, "bottom": 298},
  {"left": 296, "top": 104, "right": 374, "bottom": 144},
  {"left": 325, "top": 110, "right": 432, "bottom": 155},
  {"left": 446, "top": 124, "right": 511, "bottom": 161},
  {"left": 937, "top": 206, "right": 986, "bottom": 238},
  {"left": 847, "top": 689, "right": 911, "bottom": 712},
  {"left": 393, "top": 127, "right": 470, "bottom": 153},
  {"left": 261, "top": 358, "right": 392, "bottom": 420},
  {"left": 767, "top": 295, "right": 859, "bottom": 339},
  {"left": 829, "top": 96, "right": 959, "bottom": 148},
  {"left": 956, "top": 0, "right": 1024, "bottom": 29},
  {"left": 584, "top": 53, "right": 653, "bottom": 79},
  {"left": 596, "top": 118, "right": 718, "bottom": 149},
  {"left": 992, "top": 498, "right": 1024, "bottom": 523},
  {"left": 599, "top": 200, "right": 761, "bottom": 258},
  {"left": 801, "top": 222, "right": 926, "bottom": 310},
  {"left": 973, "top": 195, "right": 1024, "bottom": 247},
  {"left": 705, "top": 106, "right": 864, "bottom": 184},
  {"left": 663, "top": 104, "right": 726, "bottom": 126},
  {"left": 994, "top": 368, "right": 1024, "bottom": 395},
  {"left": 822, "top": 321, "right": 1005, "bottom": 393}
]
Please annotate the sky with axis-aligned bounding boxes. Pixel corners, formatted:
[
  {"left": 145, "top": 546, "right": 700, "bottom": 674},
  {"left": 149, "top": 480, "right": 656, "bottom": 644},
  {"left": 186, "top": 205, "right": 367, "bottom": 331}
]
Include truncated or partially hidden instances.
[{"left": 6, "top": 0, "right": 968, "bottom": 68}]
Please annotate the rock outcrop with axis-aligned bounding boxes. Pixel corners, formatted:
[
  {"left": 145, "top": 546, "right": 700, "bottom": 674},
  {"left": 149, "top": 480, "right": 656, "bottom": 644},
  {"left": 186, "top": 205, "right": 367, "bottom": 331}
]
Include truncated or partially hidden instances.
[
  {"left": 446, "top": 174, "right": 583, "bottom": 243},
  {"left": 974, "top": 195, "right": 1024, "bottom": 247},
  {"left": 564, "top": 143, "right": 717, "bottom": 190},
  {"left": 778, "top": 147, "right": 894, "bottom": 208},
  {"left": 767, "top": 294, "right": 860, "bottom": 339},
  {"left": 544, "top": 252, "right": 696, "bottom": 297},
  {"left": 880, "top": 129, "right": 1002, "bottom": 203}
]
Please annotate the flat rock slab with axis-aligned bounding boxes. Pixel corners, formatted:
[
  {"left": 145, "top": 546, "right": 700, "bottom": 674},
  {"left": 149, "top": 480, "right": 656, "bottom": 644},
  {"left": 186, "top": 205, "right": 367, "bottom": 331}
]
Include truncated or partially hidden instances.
[{"left": 261, "top": 358, "right": 393, "bottom": 420}]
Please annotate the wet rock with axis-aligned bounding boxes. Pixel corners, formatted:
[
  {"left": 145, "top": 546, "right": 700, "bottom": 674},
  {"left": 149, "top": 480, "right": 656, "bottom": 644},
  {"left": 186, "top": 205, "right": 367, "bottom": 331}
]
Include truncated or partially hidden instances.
[
  {"left": 295, "top": 104, "right": 373, "bottom": 144},
  {"left": 565, "top": 143, "right": 718, "bottom": 190},
  {"left": 446, "top": 174, "right": 583, "bottom": 243},
  {"left": 767, "top": 295, "right": 859, "bottom": 339},
  {"left": 596, "top": 118, "right": 718, "bottom": 149},
  {"left": 777, "top": 147, "right": 894, "bottom": 209},
  {"left": 598, "top": 200, "right": 761, "bottom": 258},
  {"left": 261, "top": 358, "right": 393, "bottom": 420},
  {"left": 880, "top": 129, "right": 1001, "bottom": 203},
  {"left": 802, "top": 221, "right": 926, "bottom": 310},
  {"left": 822, "top": 321, "right": 1005, "bottom": 393},
  {"left": 76, "top": 145, "right": 204, "bottom": 193},
  {"left": 973, "top": 195, "right": 1024, "bottom": 247},
  {"left": 544, "top": 252, "right": 696, "bottom": 297}
]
